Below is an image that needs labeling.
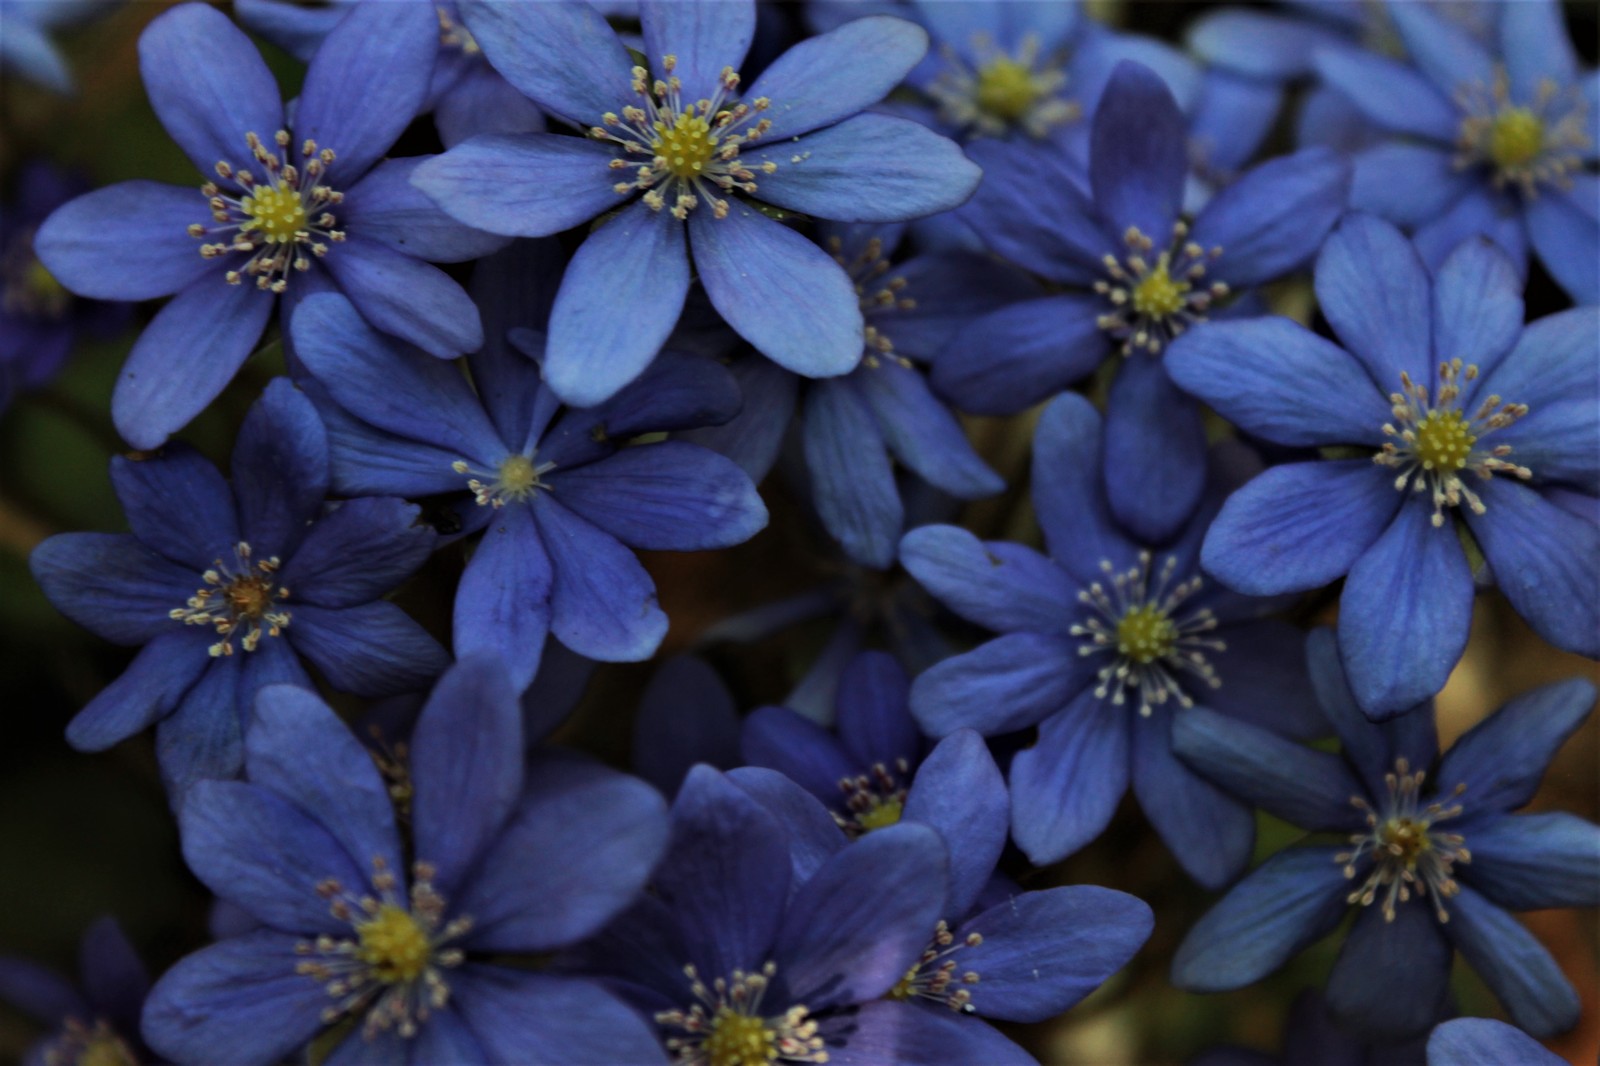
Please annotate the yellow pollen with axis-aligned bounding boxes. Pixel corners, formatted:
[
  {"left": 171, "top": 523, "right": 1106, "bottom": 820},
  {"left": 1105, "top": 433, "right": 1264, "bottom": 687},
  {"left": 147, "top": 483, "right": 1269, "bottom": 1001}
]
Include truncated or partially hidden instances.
[
  {"left": 1131, "top": 262, "right": 1189, "bottom": 318},
  {"left": 889, "top": 965, "right": 920, "bottom": 1001},
  {"left": 855, "top": 795, "right": 904, "bottom": 832},
  {"left": 974, "top": 57, "right": 1039, "bottom": 122},
  {"left": 497, "top": 454, "right": 540, "bottom": 499},
  {"left": 239, "top": 181, "right": 308, "bottom": 244},
  {"left": 1379, "top": 817, "right": 1431, "bottom": 868},
  {"left": 1414, "top": 409, "right": 1475, "bottom": 472},
  {"left": 74, "top": 1031, "right": 138, "bottom": 1066},
  {"left": 1488, "top": 107, "right": 1544, "bottom": 170},
  {"left": 653, "top": 108, "right": 716, "bottom": 180},
  {"left": 1116, "top": 604, "right": 1177, "bottom": 665},
  {"left": 704, "top": 1008, "right": 778, "bottom": 1066},
  {"left": 354, "top": 904, "right": 431, "bottom": 984}
]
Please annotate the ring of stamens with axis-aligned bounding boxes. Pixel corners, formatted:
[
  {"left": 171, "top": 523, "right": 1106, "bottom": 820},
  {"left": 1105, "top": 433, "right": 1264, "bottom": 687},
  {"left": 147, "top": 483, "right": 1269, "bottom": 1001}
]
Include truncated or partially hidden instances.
[
  {"left": 834, "top": 758, "right": 911, "bottom": 835},
  {"left": 1375, "top": 358, "right": 1530, "bottom": 528},
  {"left": 926, "top": 32, "right": 1079, "bottom": 139},
  {"left": 1454, "top": 67, "right": 1590, "bottom": 196},
  {"left": 655, "top": 962, "right": 827, "bottom": 1065},
  {"left": 1070, "top": 552, "right": 1223, "bottom": 716},
  {"left": 889, "top": 920, "right": 983, "bottom": 1014},
  {"left": 453, "top": 453, "right": 556, "bottom": 508},
  {"left": 294, "top": 857, "right": 472, "bottom": 1041},
  {"left": 1095, "top": 222, "right": 1228, "bottom": 355},
  {"left": 826, "top": 235, "right": 917, "bottom": 369},
  {"left": 168, "top": 541, "right": 290, "bottom": 657},
  {"left": 436, "top": 6, "right": 480, "bottom": 56},
  {"left": 591, "top": 56, "right": 776, "bottom": 221},
  {"left": 187, "top": 130, "right": 345, "bottom": 293},
  {"left": 1335, "top": 758, "right": 1470, "bottom": 923}
]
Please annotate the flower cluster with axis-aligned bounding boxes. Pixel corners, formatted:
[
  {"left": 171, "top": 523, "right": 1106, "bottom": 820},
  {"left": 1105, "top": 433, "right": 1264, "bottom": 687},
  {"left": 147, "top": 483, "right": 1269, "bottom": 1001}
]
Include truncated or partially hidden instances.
[{"left": 5, "top": 1, "right": 1596, "bottom": 1064}]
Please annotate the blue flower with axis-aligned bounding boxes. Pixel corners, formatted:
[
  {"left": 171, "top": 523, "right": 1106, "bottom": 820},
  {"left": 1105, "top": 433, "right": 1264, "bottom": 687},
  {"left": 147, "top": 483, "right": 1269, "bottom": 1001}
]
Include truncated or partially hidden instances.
[
  {"left": 233, "top": 0, "right": 547, "bottom": 149},
  {"left": 291, "top": 277, "right": 768, "bottom": 693},
  {"left": 0, "top": 0, "right": 107, "bottom": 93},
  {"left": 1427, "top": 1018, "right": 1564, "bottom": 1066},
  {"left": 28, "top": 379, "right": 447, "bottom": 795},
  {"left": 411, "top": 0, "right": 982, "bottom": 406},
  {"left": 1167, "top": 215, "right": 1600, "bottom": 718},
  {"left": 0, "top": 916, "right": 152, "bottom": 1066},
  {"left": 0, "top": 161, "right": 129, "bottom": 413},
  {"left": 141, "top": 659, "right": 671, "bottom": 1064},
  {"left": 1171, "top": 628, "right": 1600, "bottom": 1041},
  {"left": 1310, "top": 0, "right": 1599, "bottom": 302},
  {"left": 945, "top": 59, "right": 1349, "bottom": 540},
  {"left": 898, "top": 393, "right": 1322, "bottom": 886},
  {"left": 33, "top": 1, "right": 504, "bottom": 450}
]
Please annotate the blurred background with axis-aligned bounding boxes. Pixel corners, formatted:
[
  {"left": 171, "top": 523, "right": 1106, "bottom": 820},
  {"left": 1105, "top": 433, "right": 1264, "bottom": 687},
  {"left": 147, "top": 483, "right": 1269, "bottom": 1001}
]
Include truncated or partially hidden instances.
[{"left": 1, "top": 2, "right": 1595, "bottom": 1063}]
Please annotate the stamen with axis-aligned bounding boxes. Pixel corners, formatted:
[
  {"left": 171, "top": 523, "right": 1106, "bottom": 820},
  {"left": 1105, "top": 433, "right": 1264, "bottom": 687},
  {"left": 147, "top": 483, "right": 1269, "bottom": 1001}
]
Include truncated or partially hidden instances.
[
  {"left": 832, "top": 757, "right": 912, "bottom": 836},
  {"left": 655, "top": 962, "right": 827, "bottom": 1065},
  {"left": 1094, "top": 223, "right": 1226, "bottom": 355},
  {"left": 453, "top": 453, "right": 556, "bottom": 508},
  {"left": 889, "top": 920, "right": 984, "bottom": 1014},
  {"left": 1335, "top": 759, "right": 1470, "bottom": 923},
  {"left": 825, "top": 234, "right": 917, "bottom": 366},
  {"left": 168, "top": 542, "right": 290, "bottom": 656},
  {"left": 1454, "top": 67, "right": 1589, "bottom": 197},
  {"left": 926, "top": 31, "right": 1079, "bottom": 139}
]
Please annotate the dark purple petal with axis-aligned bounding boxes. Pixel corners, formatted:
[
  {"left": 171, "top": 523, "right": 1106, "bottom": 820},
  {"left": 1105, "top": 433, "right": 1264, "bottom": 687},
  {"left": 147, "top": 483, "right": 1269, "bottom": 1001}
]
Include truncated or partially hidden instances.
[
  {"left": 932, "top": 294, "right": 1109, "bottom": 416},
  {"left": 110, "top": 447, "right": 238, "bottom": 570},
  {"left": 955, "top": 885, "right": 1153, "bottom": 1022},
  {"left": 633, "top": 656, "right": 743, "bottom": 796},
  {"left": 1444, "top": 885, "right": 1580, "bottom": 1039},
  {"left": 802, "top": 377, "right": 900, "bottom": 568},
  {"left": 834, "top": 651, "right": 919, "bottom": 771},
  {"left": 1325, "top": 900, "right": 1451, "bottom": 1041},
  {"left": 60, "top": 630, "right": 205, "bottom": 754},
  {"left": 1305, "top": 628, "right": 1437, "bottom": 800},
  {"left": 955, "top": 139, "right": 1105, "bottom": 286},
  {"left": 152, "top": 655, "right": 242, "bottom": 793},
  {"left": 1462, "top": 811, "right": 1600, "bottom": 912},
  {"left": 899, "top": 525, "right": 1076, "bottom": 636},
  {"left": 775, "top": 822, "right": 947, "bottom": 1009},
  {"left": 278, "top": 498, "right": 434, "bottom": 609},
  {"left": 1189, "top": 147, "right": 1350, "bottom": 289},
  {"left": 231, "top": 378, "right": 329, "bottom": 560},
  {"left": 726, "top": 766, "right": 849, "bottom": 889},
  {"left": 288, "top": 600, "right": 449, "bottom": 696},
  {"left": 455, "top": 503, "right": 553, "bottom": 693},
  {"left": 0, "top": 958, "right": 84, "bottom": 1027},
  {"left": 639, "top": 0, "right": 754, "bottom": 103},
  {"left": 1090, "top": 61, "right": 1188, "bottom": 245},
  {"left": 692, "top": 201, "right": 862, "bottom": 379},
  {"left": 326, "top": 236, "right": 482, "bottom": 357},
  {"left": 112, "top": 280, "right": 274, "bottom": 451},
  {"left": 556, "top": 442, "right": 766, "bottom": 551},
  {"left": 1104, "top": 353, "right": 1206, "bottom": 543},
  {"left": 910, "top": 632, "right": 1093, "bottom": 738},
  {"left": 141, "top": 932, "right": 329, "bottom": 1066},
  {"left": 1132, "top": 706, "right": 1254, "bottom": 889},
  {"left": 138, "top": 4, "right": 284, "bottom": 177},
  {"left": 293, "top": 0, "right": 437, "bottom": 181},
  {"left": 1031, "top": 392, "right": 1135, "bottom": 579},
  {"left": 1314, "top": 214, "right": 1433, "bottom": 390},
  {"left": 1471, "top": 483, "right": 1600, "bottom": 658},
  {"left": 1437, "top": 677, "right": 1596, "bottom": 813},
  {"left": 79, "top": 916, "right": 150, "bottom": 1027},
  {"left": 340, "top": 158, "right": 509, "bottom": 263},
  {"left": 1008, "top": 691, "right": 1130, "bottom": 866},
  {"left": 456, "top": 756, "right": 668, "bottom": 953},
  {"left": 451, "top": 968, "right": 666, "bottom": 1065},
  {"left": 856, "top": 360, "right": 1001, "bottom": 499},
  {"left": 179, "top": 779, "right": 364, "bottom": 933},
  {"left": 826, "top": 1000, "right": 1033, "bottom": 1066},
  {"left": 1428, "top": 1018, "right": 1565, "bottom": 1066},
  {"left": 1170, "top": 846, "right": 1350, "bottom": 991},
  {"left": 34, "top": 181, "right": 212, "bottom": 300},
  {"left": 545, "top": 199, "right": 690, "bottom": 407},
  {"left": 533, "top": 500, "right": 668, "bottom": 662},
  {"left": 457, "top": 0, "right": 634, "bottom": 127},
  {"left": 903, "top": 730, "right": 1007, "bottom": 918},
  {"left": 30, "top": 533, "right": 195, "bottom": 646},
  {"left": 748, "top": 16, "right": 928, "bottom": 140},
  {"left": 411, "top": 134, "right": 624, "bottom": 238},
  {"left": 245, "top": 684, "right": 403, "bottom": 881},
  {"left": 742, "top": 705, "right": 856, "bottom": 804},
  {"left": 410, "top": 656, "right": 524, "bottom": 895}
]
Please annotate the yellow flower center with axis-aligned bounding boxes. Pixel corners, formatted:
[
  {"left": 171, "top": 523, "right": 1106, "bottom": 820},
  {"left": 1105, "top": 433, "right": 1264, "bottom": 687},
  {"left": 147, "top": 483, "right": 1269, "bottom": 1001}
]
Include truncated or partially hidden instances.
[
  {"left": 497, "top": 454, "right": 541, "bottom": 500},
  {"left": 704, "top": 1008, "right": 778, "bottom": 1066},
  {"left": 239, "top": 180, "right": 309, "bottom": 244},
  {"left": 1116, "top": 604, "right": 1178, "bottom": 665},
  {"left": 1488, "top": 107, "right": 1545, "bottom": 170},
  {"left": 1413, "top": 409, "right": 1475, "bottom": 473},
  {"left": 1379, "top": 817, "right": 1432, "bottom": 868},
  {"left": 975, "top": 57, "right": 1039, "bottom": 123},
  {"left": 355, "top": 904, "right": 432, "bottom": 984},
  {"left": 1131, "top": 262, "right": 1190, "bottom": 318},
  {"left": 653, "top": 108, "right": 717, "bottom": 180},
  {"left": 855, "top": 794, "right": 904, "bottom": 831},
  {"left": 889, "top": 964, "right": 920, "bottom": 1001},
  {"left": 224, "top": 573, "right": 276, "bottom": 619}
]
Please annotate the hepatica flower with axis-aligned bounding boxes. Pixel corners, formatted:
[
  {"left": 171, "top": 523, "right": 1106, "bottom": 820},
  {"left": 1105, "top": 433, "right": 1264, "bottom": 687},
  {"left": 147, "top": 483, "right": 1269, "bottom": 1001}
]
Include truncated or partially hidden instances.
[
  {"left": 29, "top": 380, "right": 447, "bottom": 794},
  {"left": 1312, "top": 0, "right": 1599, "bottom": 302},
  {"left": 412, "top": 0, "right": 982, "bottom": 406},
  {"left": 945, "top": 60, "right": 1348, "bottom": 541},
  {"left": 1171, "top": 629, "right": 1600, "bottom": 1042},
  {"left": 899, "top": 393, "right": 1321, "bottom": 886},
  {"left": 292, "top": 290, "right": 767, "bottom": 692},
  {"left": 0, "top": 916, "right": 153, "bottom": 1066},
  {"left": 34, "top": 1, "right": 503, "bottom": 450},
  {"left": 1167, "top": 215, "right": 1600, "bottom": 719},
  {"left": 141, "top": 661, "right": 671, "bottom": 1065}
]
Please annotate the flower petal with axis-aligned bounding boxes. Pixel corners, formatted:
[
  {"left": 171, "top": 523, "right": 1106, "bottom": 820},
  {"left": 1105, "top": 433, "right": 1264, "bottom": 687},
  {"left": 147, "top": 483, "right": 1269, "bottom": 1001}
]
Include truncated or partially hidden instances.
[
  {"left": 1132, "top": 707, "right": 1254, "bottom": 889},
  {"left": 740, "top": 705, "right": 856, "bottom": 803},
  {"left": 278, "top": 498, "right": 434, "bottom": 609},
  {"left": 457, "top": 0, "right": 634, "bottom": 126},
  {"left": 30, "top": 532, "right": 195, "bottom": 646},
  {"left": 903, "top": 730, "right": 1007, "bottom": 918},
  {"left": 138, "top": 4, "right": 284, "bottom": 177},
  {"left": 1031, "top": 392, "right": 1134, "bottom": 578},
  {"left": 1191, "top": 147, "right": 1350, "bottom": 289},
  {"left": 803, "top": 376, "right": 901, "bottom": 568},
  {"left": 1090, "top": 61, "right": 1188, "bottom": 245},
  {"left": 1200, "top": 461, "right": 1400, "bottom": 596},
  {"left": 1347, "top": 142, "right": 1471, "bottom": 228},
  {"left": 288, "top": 600, "right": 449, "bottom": 696},
  {"left": 231, "top": 378, "right": 329, "bottom": 561},
  {"left": 1428, "top": 1018, "right": 1564, "bottom": 1066},
  {"left": 1008, "top": 690, "right": 1130, "bottom": 865},
  {"left": 633, "top": 656, "right": 743, "bottom": 796},
  {"left": 1474, "top": 307, "right": 1600, "bottom": 492},
  {"left": 639, "top": 0, "right": 753, "bottom": 104},
  {"left": 1462, "top": 811, "right": 1600, "bottom": 912},
  {"left": 1325, "top": 901, "right": 1452, "bottom": 1041},
  {"left": 1432, "top": 237, "right": 1524, "bottom": 376},
  {"left": 899, "top": 525, "right": 1076, "bottom": 636},
  {"left": 411, "top": 133, "right": 624, "bottom": 238},
  {"left": 834, "top": 651, "right": 920, "bottom": 770},
  {"left": 153, "top": 655, "right": 243, "bottom": 793},
  {"left": 909, "top": 632, "right": 1093, "bottom": 737},
  {"left": 1437, "top": 676, "right": 1596, "bottom": 813},
  {"left": 931, "top": 295, "right": 1108, "bottom": 416},
  {"left": 726, "top": 766, "right": 849, "bottom": 889},
  {"left": 324, "top": 235, "right": 482, "bottom": 357},
  {"left": 454, "top": 503, "right": 553, "bottom": 693},
  {"left": 63, "top": 629, "right": 210, "bottom": 751},
  {"left": 34, "top": 181, "right": 212, "bottom": 300},
  {"left": 1387, "top": 2, "right": 1493, "bottom": 101},
  {"left": 1314, "top": 214, "right": 1432, "bottom": 390},
  {"left": 1444, "top": 885, "right": 1580, "bottom": 1039},
  {"left": 557, "top": 443, "right": 767, "bottom": 552},
  {"left": 1339, "top": 501, "right": 1473, "bottom": 719},
  {"left": 1170, "top": 846, "right": 1350, "bottom": 991},
  {"left": 748, "top": 16, "right": 928, "bottom": 140},
  {"left": 955, "top": 140, "right": 1106, "bottom": 285},
  {"left": 856, "top": 360, "right": 1001, "bottom": 499},
  {"left": 534, "top": 499, "right": 668, "bottom": 662},
  {"left": 1526, "top": 179, "right": 1600, "bottom": 305},
  {"left": 109, "top": 447, "right": 238, "bottom": 570},
  {"left": 339, "top": 157, "right": 509, "bottom": 263},
  {"left": 1310, "top": 46, "right": 1458, "bottom": 142},
  {"left": 1104, "top": 353, "right": 1207, "bottom": 543},
  {"left": 451, "top": 969, "right": 666, "bottom": 1066},
  {"left": 826, "top": 1000, "right": 1033, "bottom": 1066},
  {"left": 112, "top": 281, "right": 274, "bottom": 451},
  {"left": 692, "top": 201, "right": 862, "bottom": 378}
]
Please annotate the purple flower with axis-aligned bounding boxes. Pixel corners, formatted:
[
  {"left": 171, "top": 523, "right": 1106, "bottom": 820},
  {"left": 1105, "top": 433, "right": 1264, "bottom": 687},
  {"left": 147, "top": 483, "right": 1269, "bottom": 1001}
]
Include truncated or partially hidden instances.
[
  {"left": 28, "top": 379, "right": 447, "bottom": 795},
  {"left": 291, "top": 271, "right": 768, "bottom": 693},
  {"left": 412, "top": 0, "right": 983, "bottom": 406},
  {"left": 1311, "top": 0, "right": 1598, "bottom": 302},
  {"left": 0, "top": 161, "right": 128, "bottom": 412},
  {"left": 1428, "top": 1018, "right": 1564, "bottom": 1066},
  {"left": 0, "top": 916, "right": 152, "bottom": 1066},
  {"left": 141, "top": 660, "right": 671, "bottom": 1064},
  {"left": 899, "top": 393, "right": 1322, "bottom": 886},
  {"left": 1167, "top": 215, "right": 1600, "bottom": 718},
  {"left": 1172, "top": 629, "right": 1599, "bottom": 1041},
  {"left": 33, "top": 2, "right": 504, "bottom": 449},
  {"left": 946, "top": 60, "right": 1349, "bottom": 541}
]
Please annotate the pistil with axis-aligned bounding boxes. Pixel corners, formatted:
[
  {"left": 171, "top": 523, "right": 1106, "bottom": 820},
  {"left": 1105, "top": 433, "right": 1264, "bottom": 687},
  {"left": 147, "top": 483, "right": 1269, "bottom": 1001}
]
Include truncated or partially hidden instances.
[{"left": 1095, "top": 223, "right": 1228, "bottom": 355}]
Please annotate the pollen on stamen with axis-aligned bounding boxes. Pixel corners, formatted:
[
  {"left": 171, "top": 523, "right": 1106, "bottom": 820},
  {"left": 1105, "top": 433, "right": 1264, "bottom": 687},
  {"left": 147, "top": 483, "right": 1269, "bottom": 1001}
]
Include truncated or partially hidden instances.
[
  {"left": 655, "top": 962, "right": 827, "bottom": 1066},
  {"left": 1375, "top": 358, "right": 1530, "bottom": 527},
  {"left": 889, "top": 920, "right": 984, "bottom": 1014},
  {"left": 926, "top": 31, "right": 1079, "bottom": 140},
  {"left": 168, "top": 541, "right": 290, "bottom": 656},
  {"left": 832, "top": 757, "right": 912, "bottom": 836},
  {"left": 826, "top": 234, "right": 918, "bottom": 363},
  {"left": 1094, "top": 222, "right": 1227, "bottom": 355},
  {"left": 1334, "top": 759, "right": 1470, "bottom": 924},
  {"left": 453, "top": 453, "right": 556, "bottom": 508},
  {"left": 1454, "top": 66, "right": 1590, "bottom": 197}
]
